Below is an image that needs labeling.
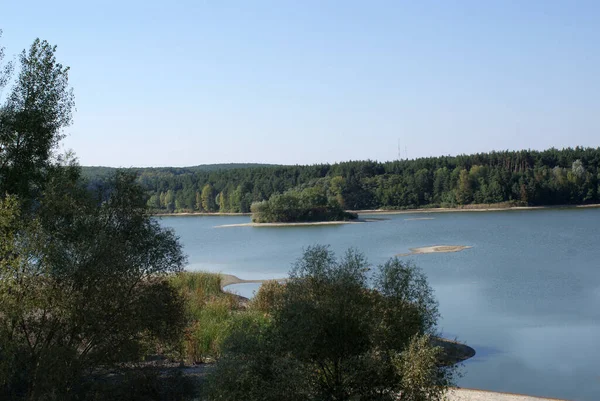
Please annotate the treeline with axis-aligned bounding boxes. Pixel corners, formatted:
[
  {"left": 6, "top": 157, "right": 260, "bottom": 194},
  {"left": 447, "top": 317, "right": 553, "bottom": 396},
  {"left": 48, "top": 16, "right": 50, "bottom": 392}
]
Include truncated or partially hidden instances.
[{"left": 85, "top": 147, "right": 600, "bottom": 212}]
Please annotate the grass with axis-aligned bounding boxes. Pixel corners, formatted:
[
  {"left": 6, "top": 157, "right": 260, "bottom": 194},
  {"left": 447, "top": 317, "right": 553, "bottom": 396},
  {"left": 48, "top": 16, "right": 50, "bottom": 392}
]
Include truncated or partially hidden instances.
[{"left": 169, "top": 271, "right": 261, "bottom": 363}]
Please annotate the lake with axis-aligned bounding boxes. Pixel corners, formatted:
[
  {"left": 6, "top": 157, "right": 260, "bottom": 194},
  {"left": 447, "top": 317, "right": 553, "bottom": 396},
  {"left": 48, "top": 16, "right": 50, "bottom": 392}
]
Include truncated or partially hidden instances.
[{"left": 159, "top": 208, "right": 600, "bottom": 401}]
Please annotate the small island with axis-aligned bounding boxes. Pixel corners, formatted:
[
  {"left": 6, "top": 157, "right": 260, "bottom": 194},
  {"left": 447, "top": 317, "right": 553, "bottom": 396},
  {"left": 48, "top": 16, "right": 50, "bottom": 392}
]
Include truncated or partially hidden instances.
[{"left": 250, "top": 188, "right": 358, "bottom": 223}]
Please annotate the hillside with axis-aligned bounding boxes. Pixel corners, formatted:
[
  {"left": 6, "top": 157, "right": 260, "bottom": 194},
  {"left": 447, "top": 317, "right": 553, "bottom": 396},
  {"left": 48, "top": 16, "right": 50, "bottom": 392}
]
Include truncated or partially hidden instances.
[{"left": 82, "top": 147, "right": 600, "bottom": 213}]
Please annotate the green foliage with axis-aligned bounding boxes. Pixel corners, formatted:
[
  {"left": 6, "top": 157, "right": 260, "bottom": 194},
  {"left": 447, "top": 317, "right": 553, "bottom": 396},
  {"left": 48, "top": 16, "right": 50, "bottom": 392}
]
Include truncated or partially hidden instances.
[
  {"left": 251, "top": 187, "right": 358, "bottom": 223},
  {"left": 250, "top": 280, "right": 286, "bottom": 313},
  {"left": 0, "top": 171, "right": 188, "bottom": 400},
  {"left": 204, "top": 246, "right": 456, "bottom": 401},
  {"left": 0, "top": 38, "right": 75, "bottom": 203},
  {"left": 201, "top": 183, "right": 216, "bottom": 212},
  {"left": 394, "top": 334, "right": 453, "bottom": 401},
  {"left": 84, "top": 148, "right": 600, "bottom": 214},
  {"left": 169, "top": 272, "right": 267, "bottom": 364}
]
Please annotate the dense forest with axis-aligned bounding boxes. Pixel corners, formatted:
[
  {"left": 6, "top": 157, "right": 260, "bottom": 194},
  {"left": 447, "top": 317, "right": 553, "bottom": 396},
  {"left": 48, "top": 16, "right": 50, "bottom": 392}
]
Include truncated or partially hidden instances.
[{"left": 85, "top": 147, "right": 600, "bottom": 213}]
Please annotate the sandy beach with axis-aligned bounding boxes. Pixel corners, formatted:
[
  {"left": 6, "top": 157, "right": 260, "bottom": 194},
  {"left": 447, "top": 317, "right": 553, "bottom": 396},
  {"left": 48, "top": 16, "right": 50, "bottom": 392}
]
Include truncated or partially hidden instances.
[{"left": 447, "top": 388, "right": 568, "bottom": 401}]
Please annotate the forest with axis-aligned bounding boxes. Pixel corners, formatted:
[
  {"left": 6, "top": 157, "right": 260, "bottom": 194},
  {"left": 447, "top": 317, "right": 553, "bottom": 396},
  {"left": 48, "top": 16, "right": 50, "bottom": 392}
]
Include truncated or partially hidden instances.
[{"left": 84, "top": 147, "right": 600, "bottom": 213}]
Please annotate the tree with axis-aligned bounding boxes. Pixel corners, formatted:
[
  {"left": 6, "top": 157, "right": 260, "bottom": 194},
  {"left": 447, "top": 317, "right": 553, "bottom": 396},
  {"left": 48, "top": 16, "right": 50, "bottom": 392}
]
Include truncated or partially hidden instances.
[
  {"left": 201, "top": 184, "right": 216, "bottom": 212},
  {"left": 206, "top": 246, "right": 456, "bottom": 401},
  {"left": 0, "top": 38, "right": 75, "bottom": 203},
  {"left": 0, "top": 170, "right": 187, "bottom": 400},
  {"left": 164, "top": 189, "right": 175, "bottom": 212},
  {"left": 217, "top": 191, "right": 226, "bottom": 212},
  {"left": 0, "top": 37, "right": 189, "bottom": 400},
  {"left": 195, "top": 190, "right": 202, "bottom": 211},
  {"left": 455, "top": 169, "right": 472, "bottom": 205}
]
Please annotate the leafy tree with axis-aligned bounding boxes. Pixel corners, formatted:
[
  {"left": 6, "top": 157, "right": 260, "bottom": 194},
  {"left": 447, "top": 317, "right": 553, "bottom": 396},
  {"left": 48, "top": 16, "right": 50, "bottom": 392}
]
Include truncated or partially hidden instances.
[
  {"left": 0, "top": 37, "right": 189, "bottom": 400},
  {"left": 217, "top": 191, "right": 226, "bottom": 212},
  {"left": 201, "top": 183, "right": 216, "bottom": 212},
  {"left": 0, "top": 170, "right": 187, "bottom": 400},
  {"left": 0, "top": 38, "right": 75, "bottom": 203},
  {"left": 206, "top": 246, "right": 456, "bottom": 401}
]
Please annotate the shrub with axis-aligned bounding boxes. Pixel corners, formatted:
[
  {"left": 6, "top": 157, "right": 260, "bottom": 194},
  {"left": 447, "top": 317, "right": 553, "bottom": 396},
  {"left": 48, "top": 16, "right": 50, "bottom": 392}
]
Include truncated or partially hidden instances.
[{"left": 204, "top": 245, "right": 457, "bottom": 401}]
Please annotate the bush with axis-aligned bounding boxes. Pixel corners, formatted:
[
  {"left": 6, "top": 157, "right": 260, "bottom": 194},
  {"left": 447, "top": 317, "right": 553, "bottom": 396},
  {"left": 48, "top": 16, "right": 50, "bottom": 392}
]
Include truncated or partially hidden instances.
[
  {"left": 249, "top": 280, "right": 286, "bottom": 313},
  {"left": 251, "top": 188, "right": 358, "bottom": 223},
  {"left": 204, "top": 245, "right": 457, "bottom": 401}
]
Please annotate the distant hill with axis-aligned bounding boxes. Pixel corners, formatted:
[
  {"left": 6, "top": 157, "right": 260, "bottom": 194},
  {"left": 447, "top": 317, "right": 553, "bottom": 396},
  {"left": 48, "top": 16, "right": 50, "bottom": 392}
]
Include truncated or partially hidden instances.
[
  {"left": 81, "top": 163, "right": 281, "bottom": 179},
  {"left": 81, "top": 147, "right": 600, "bottom": 214}
]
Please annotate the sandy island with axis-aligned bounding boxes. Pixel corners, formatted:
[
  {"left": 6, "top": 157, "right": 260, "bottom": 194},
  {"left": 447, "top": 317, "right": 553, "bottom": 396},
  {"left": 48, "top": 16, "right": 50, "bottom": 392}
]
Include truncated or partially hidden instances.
[
  {"left": 397, "top": 245, "right": 472, "bottom": 256},
  {"left": 214, "top": 218, "right": 385, "bottom": 228}
]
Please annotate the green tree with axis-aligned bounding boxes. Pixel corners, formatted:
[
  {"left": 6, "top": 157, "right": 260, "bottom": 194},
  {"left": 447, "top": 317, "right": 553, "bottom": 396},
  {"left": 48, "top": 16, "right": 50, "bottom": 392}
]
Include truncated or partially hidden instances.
[
  {"left": 0, "top": 38, "right": 189, "bottom": 400},
  {"left": 201, "top": 184, "right": 216, "bottom": 212},
  {"left": 164, "top": 189, "right": 175, "bottom": 212},
  {"left": 147, "top": 194, "right": 160, "bottom": 209},
  {"left": 195, "top": 190, "right": 202, "bottom": 211},
  {"left": 206, "top": 246, "right": 456, "bottom": 401},
  {"left": 0, "top": 170, "right": 188, "bottom": 400},
  {"left": 0, "top": 39, "right": 75, "bottom": 204},
  {"left": 217, "top": 191, "right": 226, "bottom": 212},
  {"left": 455, "top": 169, "right": 472, "bottom": 205}
]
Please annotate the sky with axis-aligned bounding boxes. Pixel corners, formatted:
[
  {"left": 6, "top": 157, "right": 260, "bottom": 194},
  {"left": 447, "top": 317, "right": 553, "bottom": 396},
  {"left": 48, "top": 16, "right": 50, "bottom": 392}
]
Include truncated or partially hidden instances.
[{"left": 1, "top": 1, "right": 599, "bottom": 167}]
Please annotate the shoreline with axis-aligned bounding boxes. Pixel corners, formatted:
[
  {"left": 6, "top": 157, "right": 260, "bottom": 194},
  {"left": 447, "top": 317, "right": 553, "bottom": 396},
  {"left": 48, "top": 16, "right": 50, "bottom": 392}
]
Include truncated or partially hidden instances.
[
  {"left": 153, "top": 204, "right": 600, "bottom": 218},
  {"left": 219, "top": 273, "right": 286, "bottom": 289},
  {"left": 217, "top": 275, "right": 565, "bottom": 400},
  {"left": 214, "top": 218, "right": 384, "bottom": 228},
  {"left": 447, "top": 388, "right": 568, "bottom": 401},
  {"left": 354, "top": 203, "right": 600, "bottom": 215}
]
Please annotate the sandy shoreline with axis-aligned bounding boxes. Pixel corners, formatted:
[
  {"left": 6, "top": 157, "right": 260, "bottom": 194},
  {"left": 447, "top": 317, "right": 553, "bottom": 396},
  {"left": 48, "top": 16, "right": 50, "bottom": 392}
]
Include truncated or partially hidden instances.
[
  {"left": 447, "top": 388, "right": 568, "bottom": 401},
  {"left": 153, "top": 204, "right": 600, "bottom": 218},
  {"left": 397, "top": 245, "right": 472, "bottom": 256},
  {"left": 355, "top": 203, "right": 600, "bottom": 215},
  {"left": 214, "top": 218, "right": 384, "bottom": 228}
]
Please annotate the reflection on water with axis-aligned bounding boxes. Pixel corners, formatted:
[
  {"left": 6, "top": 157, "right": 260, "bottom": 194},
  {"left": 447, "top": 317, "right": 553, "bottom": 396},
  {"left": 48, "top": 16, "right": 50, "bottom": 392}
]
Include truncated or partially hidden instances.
[
  {"left": 159, "top": 209, "right": 600, "bottom": 401},
  {"left": 224, "top": 282, "right": 262, "bottom": 299}
]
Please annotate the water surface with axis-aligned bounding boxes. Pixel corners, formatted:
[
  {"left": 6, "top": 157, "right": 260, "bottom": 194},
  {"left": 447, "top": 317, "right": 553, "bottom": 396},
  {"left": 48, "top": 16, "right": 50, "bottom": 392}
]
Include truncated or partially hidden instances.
[{"left": 160, "top": 209, "right": 600, "bottom": 401}]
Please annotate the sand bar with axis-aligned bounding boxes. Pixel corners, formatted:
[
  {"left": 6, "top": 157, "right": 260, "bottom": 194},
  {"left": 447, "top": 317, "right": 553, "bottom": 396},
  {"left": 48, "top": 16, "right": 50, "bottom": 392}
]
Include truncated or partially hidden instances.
[
  {"left": 397, "top": 245, "right": 472, "bottom": 256},
  {"left": 215, "top": 218, "right": 384, "bottom": 228}
]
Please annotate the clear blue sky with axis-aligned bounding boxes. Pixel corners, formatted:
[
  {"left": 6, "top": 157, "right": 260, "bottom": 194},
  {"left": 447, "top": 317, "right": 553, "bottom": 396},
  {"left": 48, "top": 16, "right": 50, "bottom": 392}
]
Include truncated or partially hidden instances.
[{"left": 1, "top": 1, "right": 599, "bottom": 167}]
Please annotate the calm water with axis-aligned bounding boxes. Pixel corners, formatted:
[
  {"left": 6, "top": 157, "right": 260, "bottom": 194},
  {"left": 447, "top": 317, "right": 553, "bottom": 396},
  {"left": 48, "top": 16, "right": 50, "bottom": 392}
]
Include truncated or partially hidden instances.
[{"left": 159, "top": 209, "right": 600, "bottom": 401}]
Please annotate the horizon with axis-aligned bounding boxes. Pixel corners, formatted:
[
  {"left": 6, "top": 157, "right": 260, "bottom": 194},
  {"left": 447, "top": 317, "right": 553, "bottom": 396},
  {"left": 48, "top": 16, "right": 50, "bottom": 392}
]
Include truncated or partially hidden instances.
[
  {"left": 2, "top": 1, "right": 599, "bottom": 167},
  {"left": 80, "top": 145, "right": 598, "bottom": 169}
]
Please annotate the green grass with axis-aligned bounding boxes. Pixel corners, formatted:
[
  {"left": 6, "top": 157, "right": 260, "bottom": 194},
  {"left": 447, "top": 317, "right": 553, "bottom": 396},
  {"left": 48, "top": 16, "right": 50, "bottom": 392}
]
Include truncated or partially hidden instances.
[{"left": 169, "top": 272, "right": 264, "bottom": 363}]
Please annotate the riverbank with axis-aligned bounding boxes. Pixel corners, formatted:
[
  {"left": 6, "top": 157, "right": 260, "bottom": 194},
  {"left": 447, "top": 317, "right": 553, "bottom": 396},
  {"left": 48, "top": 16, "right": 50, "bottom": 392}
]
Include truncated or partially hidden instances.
[
  {"left": 447, "top": 388, "right": 567, "bottom": 401},
  {"left": 153, "top": 204, "right": 600, "bottom": 218},
  {"left": 355, "top": 203, "right": 600, "bottom": 215},
  {"left": 214, "top": 218, "right": 384, "bottom": 228}
]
